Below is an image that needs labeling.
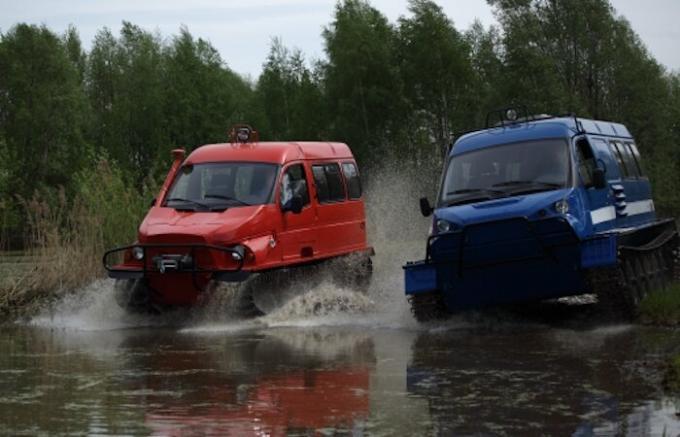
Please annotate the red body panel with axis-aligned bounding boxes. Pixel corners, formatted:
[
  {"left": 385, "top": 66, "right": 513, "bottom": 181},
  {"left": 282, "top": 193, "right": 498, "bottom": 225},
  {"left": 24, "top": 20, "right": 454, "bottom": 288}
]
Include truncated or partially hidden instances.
[{"left": 114, "top": 141, "right": 372, "bottom": 306}]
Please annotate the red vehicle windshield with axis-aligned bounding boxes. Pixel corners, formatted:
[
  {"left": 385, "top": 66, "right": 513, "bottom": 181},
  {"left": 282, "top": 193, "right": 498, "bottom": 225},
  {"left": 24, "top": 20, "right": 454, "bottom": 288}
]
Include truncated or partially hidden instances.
[{"left": 165, "top": 162, "right": 279, "bottom": 211}]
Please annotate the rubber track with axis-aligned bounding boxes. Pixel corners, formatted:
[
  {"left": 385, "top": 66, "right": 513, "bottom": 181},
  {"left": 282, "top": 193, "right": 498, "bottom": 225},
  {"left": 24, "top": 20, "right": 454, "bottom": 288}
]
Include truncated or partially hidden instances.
[
  {"left": 408, "top": 292, "right": 449, "bottom": 322},
  {"left": 590, "top": 233, "right": 679, "bottom": 319}
]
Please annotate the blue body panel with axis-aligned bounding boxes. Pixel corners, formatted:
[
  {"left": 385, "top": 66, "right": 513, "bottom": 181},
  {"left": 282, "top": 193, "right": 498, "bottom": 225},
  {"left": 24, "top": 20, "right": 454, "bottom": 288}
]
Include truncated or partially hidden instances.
[{"left": 404, "top": 117, "right": 658, "bottom": 311}]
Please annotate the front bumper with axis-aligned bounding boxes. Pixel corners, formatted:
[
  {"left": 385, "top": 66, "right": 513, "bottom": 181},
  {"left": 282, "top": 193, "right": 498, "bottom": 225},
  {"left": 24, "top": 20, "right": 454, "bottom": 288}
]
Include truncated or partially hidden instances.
[
  {"left": 403, "top": 217, "right": 618, "bottom": 310},
  {"left": 102, "top": 243, "right": 251, "bottom": 283}
]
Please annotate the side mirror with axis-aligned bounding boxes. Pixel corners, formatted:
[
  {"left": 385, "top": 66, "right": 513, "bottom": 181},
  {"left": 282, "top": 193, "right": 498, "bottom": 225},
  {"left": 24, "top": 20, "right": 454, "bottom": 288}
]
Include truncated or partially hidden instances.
[
  {"left": 592, "top": 168, "right": 606, "bottom": 189},
  {"left": 419, "top": 197, "right": 434, "bottom": 217},
  {"left": 282, "top": 195, "right": 304, "bottom": 214},
  {"left": 149, "top": 197, "right": 157, "bottom": 208}
]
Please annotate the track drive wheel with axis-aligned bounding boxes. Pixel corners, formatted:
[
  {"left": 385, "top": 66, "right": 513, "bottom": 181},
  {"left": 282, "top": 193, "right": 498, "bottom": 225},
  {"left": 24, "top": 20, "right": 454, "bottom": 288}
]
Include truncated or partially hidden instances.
[{"left": 408, "top": 291, "right": 449, "bottom": 323}]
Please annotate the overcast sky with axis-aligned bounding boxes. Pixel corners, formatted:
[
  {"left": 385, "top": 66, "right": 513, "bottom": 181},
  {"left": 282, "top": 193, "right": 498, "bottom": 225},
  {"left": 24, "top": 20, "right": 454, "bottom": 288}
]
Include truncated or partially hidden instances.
[{"left": 1, "top": 0, "right": 678, "bottom": 79}]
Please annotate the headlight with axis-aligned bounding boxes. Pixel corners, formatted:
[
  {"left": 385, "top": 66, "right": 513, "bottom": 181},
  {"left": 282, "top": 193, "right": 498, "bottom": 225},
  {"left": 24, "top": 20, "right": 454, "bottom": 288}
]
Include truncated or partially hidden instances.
[
  {"left": 132, "top": 246, "right": 144, "bottom": 261},
  {"left": 231, "top": 245, "right": 245, "bottom": 262},
  {"left": 436, "top": 219, "right": 452, "bottom": 233},
  {"left": 554, "top": 200, "right": 569, "bottom": 214}
]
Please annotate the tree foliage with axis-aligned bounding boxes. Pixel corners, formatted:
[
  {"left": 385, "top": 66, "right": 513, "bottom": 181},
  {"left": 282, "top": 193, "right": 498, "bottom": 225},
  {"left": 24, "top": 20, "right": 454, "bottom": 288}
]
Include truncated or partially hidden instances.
[
  {"left": 322, "top": 0, "right": 403, "bottom": 162},
  {"left": 0, "top": 24, "right": 87, "bottom": 201},
  {"left": 256, "top": 38, "right": 327, "bottom": 141},
  {"left": 0, "top": 0, "right": 679, "bottom": 245}
]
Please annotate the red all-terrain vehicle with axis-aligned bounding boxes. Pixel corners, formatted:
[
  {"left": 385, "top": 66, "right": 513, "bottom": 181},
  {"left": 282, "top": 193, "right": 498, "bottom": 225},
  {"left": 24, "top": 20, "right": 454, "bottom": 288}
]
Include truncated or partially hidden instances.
[{"left": 103, "top": 126, "right": 373, "bottom": 314}]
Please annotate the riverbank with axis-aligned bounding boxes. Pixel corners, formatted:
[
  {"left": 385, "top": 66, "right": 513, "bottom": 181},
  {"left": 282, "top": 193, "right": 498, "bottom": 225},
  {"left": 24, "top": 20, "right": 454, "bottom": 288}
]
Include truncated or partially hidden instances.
[{"left": 0, "top": 247, "right": 103, "bottom": 323}]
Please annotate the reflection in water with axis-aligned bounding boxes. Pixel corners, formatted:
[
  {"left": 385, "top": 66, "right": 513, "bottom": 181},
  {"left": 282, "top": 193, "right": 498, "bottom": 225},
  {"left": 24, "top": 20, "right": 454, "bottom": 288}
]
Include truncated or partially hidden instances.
[
  {"left": 1, "top": 323, "right": 679, "bottom": 436},
  {"left": 407, "top": 325, "right": 680, "bottom": 435},
  {"left": 141, "top": 329, "right": 375, "bottom": 436},
  {"left": 0, "top": 326, "right": 378, "bottom": 436}
]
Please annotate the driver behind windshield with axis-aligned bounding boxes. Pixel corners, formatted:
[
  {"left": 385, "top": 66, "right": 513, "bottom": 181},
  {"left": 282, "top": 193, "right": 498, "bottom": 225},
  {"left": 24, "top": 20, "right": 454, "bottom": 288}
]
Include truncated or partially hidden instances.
[
  {"left": 165, "top": 162, "right": 278, "bottom": 210},
  {"left": 440, "top": 139, "right": 569, "bottom": 206},
  {"left": 526, "top": 145, "right": 568, "bottom": 185}
]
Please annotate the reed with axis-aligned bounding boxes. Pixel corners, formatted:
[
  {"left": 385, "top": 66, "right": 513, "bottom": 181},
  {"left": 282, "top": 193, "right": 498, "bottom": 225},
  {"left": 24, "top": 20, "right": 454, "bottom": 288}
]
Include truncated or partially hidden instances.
[{"left": 0, "top": 159, "right": 151, "bottom": 320}]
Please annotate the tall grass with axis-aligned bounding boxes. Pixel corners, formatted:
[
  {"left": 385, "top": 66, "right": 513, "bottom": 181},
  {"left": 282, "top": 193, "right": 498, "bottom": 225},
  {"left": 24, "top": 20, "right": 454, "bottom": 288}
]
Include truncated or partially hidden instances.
[
  {"left": 638, "top": 283, "right": 680, "bottom": 326},
  {"left": 0, "top": 159, "right": 153, "bottom": 319}
]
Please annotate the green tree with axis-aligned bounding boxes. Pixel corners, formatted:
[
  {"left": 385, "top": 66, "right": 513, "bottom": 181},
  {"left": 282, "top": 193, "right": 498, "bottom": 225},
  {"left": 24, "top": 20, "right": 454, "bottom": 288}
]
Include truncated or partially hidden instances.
[
  {"left": 465, "top": 21, "right": 504, "bottom": 126},
  {"left": 322, "top": 0, "right": 402, "bottom": 164},
  {"left": 0, "top": 24, "right": 88, "bottom": 199},
  {"left": 85, "top": 23, "right": 165, "bottom": 184},
  {"left": 256, "top": 38, "right": 327, "bottom": 141},
  {"left": 397, "top": 0, "right": 474, "bottom": 151},
  {"left": 63, "top": 25, "right": 86, "bottom": 84},
  {"left": 162, "top": 26, "right": 253, "bottom": 151}
]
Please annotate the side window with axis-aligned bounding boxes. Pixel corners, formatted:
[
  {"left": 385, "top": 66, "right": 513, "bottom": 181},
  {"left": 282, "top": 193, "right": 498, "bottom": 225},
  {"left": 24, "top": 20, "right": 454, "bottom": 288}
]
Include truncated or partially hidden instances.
[
  {"left": 312, "top": 163, "right": 345, "bottom": 203},
  {"left": 280, "top": 163, "right": 310, "bottom": 208},
  {"left": 617, "top": 141, "right": 639, "bottom": 178},
  {"left": 625, "top": 143, "right": 644, "bottom": 177},
  {"left": 341, "top": 162, "right": 362, "bottom": 199},
  {"left": 608, "top": 141, "right": 629, "bottom": 178},
  {"left": 575, "top": 138, "right": 597, "bottom": 187},
  {"left": 312, "top": 165, "right": 329, "bottom": 202}
]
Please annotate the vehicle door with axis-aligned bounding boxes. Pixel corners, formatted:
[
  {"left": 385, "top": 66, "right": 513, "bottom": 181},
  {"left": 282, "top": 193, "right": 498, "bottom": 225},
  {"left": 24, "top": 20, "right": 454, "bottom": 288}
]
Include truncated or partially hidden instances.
[
  {"left": 575, "top": 136, "right": 615, "bottom": 231},
  {"left": 310, "top": 162, "right": 353, "bottom": 256},
  {"left": 277, "top": 162, "right": 316, "bottom": 262},
  {"left": 607, "top": 140, "right": 653, "bottom": 228}
]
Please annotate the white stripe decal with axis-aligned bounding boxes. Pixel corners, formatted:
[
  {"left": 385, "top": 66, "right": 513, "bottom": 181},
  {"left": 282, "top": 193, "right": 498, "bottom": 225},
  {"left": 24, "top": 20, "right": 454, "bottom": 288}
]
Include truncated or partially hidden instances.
[
  {"left": 590, "top": 206, "right": 616, "bottom": 225},
  {"left": 625, "top": 199, "right": 655, "bottom": 215},
  {"left": 590, "top": 199, "right": 655, "bottom": 225}
]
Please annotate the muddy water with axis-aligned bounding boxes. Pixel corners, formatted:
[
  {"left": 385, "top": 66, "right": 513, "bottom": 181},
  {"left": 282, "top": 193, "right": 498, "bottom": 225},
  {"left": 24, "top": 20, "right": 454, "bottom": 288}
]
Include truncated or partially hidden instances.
[
  {"left": 1, "top": 318, "right": 679, "bottom": 436},
  {"left": 2, "top": 166, "right": 680, "bottom": 435}
]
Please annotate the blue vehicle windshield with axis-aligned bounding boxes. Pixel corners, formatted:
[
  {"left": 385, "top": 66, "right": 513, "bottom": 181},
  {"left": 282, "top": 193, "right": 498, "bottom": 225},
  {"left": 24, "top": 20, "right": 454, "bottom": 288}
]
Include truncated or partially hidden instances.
[{"left": 439, "top": 139, "right": 570, "bottom": 207}]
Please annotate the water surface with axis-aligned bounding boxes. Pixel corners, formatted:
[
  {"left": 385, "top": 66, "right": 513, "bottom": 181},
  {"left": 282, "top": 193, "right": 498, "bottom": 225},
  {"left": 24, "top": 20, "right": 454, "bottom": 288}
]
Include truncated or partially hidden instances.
[{"left": 2, "top": 316, "right": 678, "bottom": 436}]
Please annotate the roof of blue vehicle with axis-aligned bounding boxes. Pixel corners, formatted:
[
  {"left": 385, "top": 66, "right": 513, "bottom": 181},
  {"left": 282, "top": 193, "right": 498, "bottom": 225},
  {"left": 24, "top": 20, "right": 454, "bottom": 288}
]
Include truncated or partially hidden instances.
[{"left": 452, "top": 117, "right": 633, "bottom": 156}]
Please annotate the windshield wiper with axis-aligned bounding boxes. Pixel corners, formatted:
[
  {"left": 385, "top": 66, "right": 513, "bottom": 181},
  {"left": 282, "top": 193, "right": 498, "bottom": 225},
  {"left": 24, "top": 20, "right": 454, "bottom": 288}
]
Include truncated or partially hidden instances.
[
  {"left": 165, "top": 197, "right": 210, "bottom": 210},
  {"left": 203, "top": 194, "right": 252, "bottom": 206},
  {"left": 492, "top": 180, "right": 563, "bottom": 195},
  {"left": 492, "top": 180, "right": 562, "bottom": 188},
  {"left": 444, "top": 188, "right": 507, "bottom": 207},
  {"left": 447, "top": 188, "right": 506, "bottom": 196}
]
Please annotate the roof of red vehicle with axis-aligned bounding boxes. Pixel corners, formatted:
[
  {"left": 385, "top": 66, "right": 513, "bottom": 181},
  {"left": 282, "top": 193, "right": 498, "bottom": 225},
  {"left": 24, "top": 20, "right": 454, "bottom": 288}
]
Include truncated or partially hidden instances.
[{"left": 185, "top": 142, "right": 354, "bottom": 165}]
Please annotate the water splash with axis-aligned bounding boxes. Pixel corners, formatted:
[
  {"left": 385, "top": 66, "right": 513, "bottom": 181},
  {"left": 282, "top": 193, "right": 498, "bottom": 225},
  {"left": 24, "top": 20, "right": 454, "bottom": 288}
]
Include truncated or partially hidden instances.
[
  {"left": 189, "top": 161, "right": 432, "bottom": 332},
  {"left": 28, "top": 279, "right": 176, "bottom": 331},
  {"left": 259, "top": 281, "right": 375, "bottom": 328},
  {"left": 26, "top": 160, "right": 435, "bottom": 332}
]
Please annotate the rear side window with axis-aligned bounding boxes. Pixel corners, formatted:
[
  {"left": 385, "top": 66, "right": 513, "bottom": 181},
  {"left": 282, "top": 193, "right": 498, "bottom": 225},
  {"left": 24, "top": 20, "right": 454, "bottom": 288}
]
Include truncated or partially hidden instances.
[
  {"left": 625, "top": 143, "right": 644, "bottom": 177},
  {"left": 608, "top": 141, "right": 629, "bottom": 178},
  {"left": 617, "top": 141, "right": 639, "bottom": 178},
  {"left": 621, "top": 146, "right": 639, "bottom": 178},
  {"left": 342, "top": 162, "right": 362, "bottom": 199},
  {"left": 312, "top": 163, "right": 345, "bottom": 203}
]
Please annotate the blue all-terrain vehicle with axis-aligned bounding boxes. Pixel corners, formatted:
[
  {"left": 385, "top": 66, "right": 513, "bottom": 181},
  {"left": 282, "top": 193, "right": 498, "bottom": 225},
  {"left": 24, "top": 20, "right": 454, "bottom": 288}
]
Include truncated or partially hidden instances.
[{"left": 404, "top": 107, "right": 679, "bottom": 322}]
